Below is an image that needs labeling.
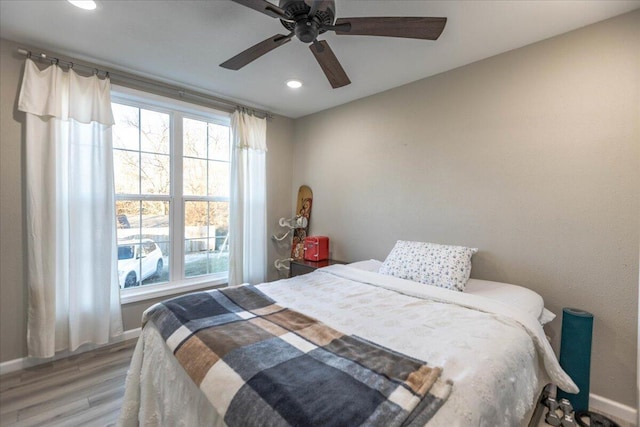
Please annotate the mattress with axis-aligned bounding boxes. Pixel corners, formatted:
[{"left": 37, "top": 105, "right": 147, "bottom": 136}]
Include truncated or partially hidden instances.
[{"left": 120, "top": 264, "right": 575, "bottom": 427}]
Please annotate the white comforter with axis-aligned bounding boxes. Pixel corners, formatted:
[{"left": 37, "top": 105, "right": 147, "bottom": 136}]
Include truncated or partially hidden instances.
[{"left": 119, "top": 265, "right": 576, "bottom": 427}]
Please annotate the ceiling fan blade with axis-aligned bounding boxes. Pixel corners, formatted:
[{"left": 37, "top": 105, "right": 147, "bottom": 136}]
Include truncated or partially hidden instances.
[
  {"left": 304, "top": 0, "right": 331, "bottom": 15},
  {"left": 220, "top": 34, "right": 293, "bottom": 70},
  {"left": 230, "top": 0, "right": 290, "bottom": 20},
  {"left": 307, "top": 0, "right": 319, "bottom": 17},
  {"left": 309, "top": 40, "right": 350, "bottom": 89},
  {"left": 334, "top": 17, "right": 447, "bottom": 40}
]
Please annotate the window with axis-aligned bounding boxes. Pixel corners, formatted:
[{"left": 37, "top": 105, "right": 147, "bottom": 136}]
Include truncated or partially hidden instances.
[
  {"left": 183, "top": 118, "right": 230, "bottom": 278},
  {"left": 111, "top": 88, "right": 230, "bottom": 300}
]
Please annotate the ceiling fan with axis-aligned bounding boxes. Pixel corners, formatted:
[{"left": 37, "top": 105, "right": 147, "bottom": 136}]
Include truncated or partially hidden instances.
[{"left": 220, "top": 0, "right": 447, "bottom": 88}]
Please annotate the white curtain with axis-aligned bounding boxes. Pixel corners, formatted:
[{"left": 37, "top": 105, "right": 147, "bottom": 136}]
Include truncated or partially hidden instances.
[
  {"left": 18, "top": 59, "right": 123, "bottom": 358},
  {"left": 229, "top": 110, "right": 267, "bottom": 286}
]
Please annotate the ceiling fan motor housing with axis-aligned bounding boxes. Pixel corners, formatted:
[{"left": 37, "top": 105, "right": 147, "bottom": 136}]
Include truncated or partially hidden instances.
[{"left": 279, "top": 0, "right": 336, "bottom": 43}]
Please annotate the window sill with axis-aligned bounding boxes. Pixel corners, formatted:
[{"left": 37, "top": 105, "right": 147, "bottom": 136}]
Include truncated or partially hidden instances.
[{"left": 120, "top": 275, "right": 228, "bottom": 305}]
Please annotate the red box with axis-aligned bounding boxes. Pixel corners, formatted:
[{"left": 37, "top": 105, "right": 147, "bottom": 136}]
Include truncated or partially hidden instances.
[{"left": 304, "top": 236, "right": 329, "bottom": 262}]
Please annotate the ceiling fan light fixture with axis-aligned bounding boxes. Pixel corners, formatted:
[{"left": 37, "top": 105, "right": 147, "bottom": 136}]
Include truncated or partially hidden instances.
[
  {"left": 286, "top": 79, "right": 303, "bottom": 89},
  {"left": 67, "top": 0, "right": 97, "bottom": 10}
]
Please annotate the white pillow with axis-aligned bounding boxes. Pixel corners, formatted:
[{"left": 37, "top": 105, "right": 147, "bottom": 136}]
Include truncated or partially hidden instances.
[{"left": 379, "top": 241, "right": 478, "bottom": 292}]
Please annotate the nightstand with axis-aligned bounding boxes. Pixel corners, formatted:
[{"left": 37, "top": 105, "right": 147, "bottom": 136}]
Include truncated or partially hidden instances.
[{"left": 289, "top": 259, "right": 346, "bottom": 278}]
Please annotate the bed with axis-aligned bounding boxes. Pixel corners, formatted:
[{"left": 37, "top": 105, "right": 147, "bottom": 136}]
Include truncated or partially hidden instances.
[{"left": 119, "top": 243, "right": 577, "bottom": 427}]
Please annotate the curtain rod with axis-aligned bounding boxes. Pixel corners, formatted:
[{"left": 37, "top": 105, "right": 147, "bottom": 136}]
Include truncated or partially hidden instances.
[{"left": 16, "top": 47, "right": 273, "bottom": 120}]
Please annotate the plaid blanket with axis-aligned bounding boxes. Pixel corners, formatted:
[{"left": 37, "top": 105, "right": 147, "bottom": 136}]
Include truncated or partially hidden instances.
[{"left": 145, "top": 285, "right": 452, "bottom": 427}]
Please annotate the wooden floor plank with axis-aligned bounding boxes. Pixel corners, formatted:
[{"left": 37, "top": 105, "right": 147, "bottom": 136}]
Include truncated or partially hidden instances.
[
  {"left": 46, "top": 396, "right": 123, "bottom": 427},
  {"left": 0, "top": 363, "right": 129, "bottom": 414},
  {"left": 78, "top": 345, "right": 134, "bottom": 372},
  {"left": 14, "top": 373, "right": 126, "bottom": 421},
  {"left": 17, "top": 398, "right": 90, "bottom": 427},
  {"left": 18, "top": 361, "right": 80, "bottom": 383},
  {"left": 16, "top": 392, "right": 89, "bottom": 422},
  {"left": 0, "top": 375, "right": 23, "bottom": 393},
  {"left": 88, "top": 384, "right": 126, "bottom": 407},
  {"left": 0, "top": 339, "right": 136, "bottom": 426},
  {"left": 0, "top": 408, "right": 18, "bottom": 426}
]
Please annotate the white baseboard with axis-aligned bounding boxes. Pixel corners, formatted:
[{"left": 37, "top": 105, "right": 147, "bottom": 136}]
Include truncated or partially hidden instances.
[
  {"left": 0, "top": 327, "right": 141, "bottom": 376},
  {"left": 590, "top": 393, "right": 638, "bottom": 426}
]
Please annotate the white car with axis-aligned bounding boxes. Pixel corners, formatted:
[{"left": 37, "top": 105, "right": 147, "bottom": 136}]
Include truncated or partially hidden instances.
[{"left": 118, "top": 239, "right": 164, "bottom": 288}]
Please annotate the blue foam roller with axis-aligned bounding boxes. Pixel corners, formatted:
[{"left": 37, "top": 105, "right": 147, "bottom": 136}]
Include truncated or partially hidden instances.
[{"left": 557, "top": 307, "right": 593, "bottom": 412}]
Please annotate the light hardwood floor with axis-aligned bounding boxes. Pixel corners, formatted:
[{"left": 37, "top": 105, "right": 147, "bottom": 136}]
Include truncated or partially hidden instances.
[
  {"left": 0, "top": 338, "right": 632, "bottom": 427},
  {"left": 0, "top": 339, "right": 136, "bottom": 427}
]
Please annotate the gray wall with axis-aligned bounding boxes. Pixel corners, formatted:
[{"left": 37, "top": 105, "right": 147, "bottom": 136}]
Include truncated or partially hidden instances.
[
  {"left": 0, "top": 37, "right": 295, "bottom": 358},
  {"left": 292, "top": 11, "right": 639, "bottom": 407},
  {"left": 0, "top": 38, "right": 27, "bottom": 362}
]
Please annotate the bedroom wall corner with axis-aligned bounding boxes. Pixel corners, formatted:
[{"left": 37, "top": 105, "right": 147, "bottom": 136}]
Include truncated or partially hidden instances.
[{"left": 265, "top": 114, "right": 295, "bottom": 283}]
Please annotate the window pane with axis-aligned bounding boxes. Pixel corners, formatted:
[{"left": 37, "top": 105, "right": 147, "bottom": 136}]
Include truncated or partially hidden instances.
[
  {"left": 141, "top": 201, "right": 170, "bottom": 242},
  {"left": 139, "top": 201, "right": 169, "bottom": 286},
  {"left": 183, "top": 158, "right": 207, "bottom": 196},
  {"left": 208, "top": 248, "right": 229, "bottom": 274},
  {"left": 116, "top": 200, "right": 140, "bottom": 242},
  {"left": 116, "top": 200, "right": 170, "bottom": 288},
  {"left": 117, "top": 238, "right": 168, "bottom": 288},
  {"left": 208, "top": 161, "right": 229, "bottom": 197},
  {"left": 185, "top": 201, "right": 211, "bottom": 279},
  {"left": 140, "top": 109, "right": 170, "bottom": 154},
  {"left": 209, "top": 201, "right": 229, "bottom": 241},
  {"left": 208, "top": 123, "right": 229, "bottom": 161},
  {"left": 140, "top": 153, "right": 170, "bottom": 195},
  {"left": 185, "top": 238, "right": 212, "bottom": 278},
  {"left": 183, "top": 117, "right": 207, "bottom": 158},
  {"left": 118, "top": 242, "right": 142, "bottom": 288},
  {"left": 112, "top": 103, "right": 139, "bottom": 151},
  {"left": 185, "top": 201, "right": 211, "bottom": 237},
  {"left": 210, "top": 202, "right": 228, "bottom": 274},
  {"left": 113, "top": 149, "right": 139, "bottom": 194},
  {"left": 184, "top": 201, "right": 228, "bottom": 278},
  {"left": 141, "top": 242, "right": 169, "bottom": 286},
  {"left": 215, "top": 236, "right": 229, "bottom": 253},
  {"left": 184, "top": 201, "right": 227, "bottom": 239}
]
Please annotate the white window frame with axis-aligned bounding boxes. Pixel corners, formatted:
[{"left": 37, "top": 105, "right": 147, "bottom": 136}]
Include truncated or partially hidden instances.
[{"left": 112, "top": 85, "right": 231, "bottom": 304}]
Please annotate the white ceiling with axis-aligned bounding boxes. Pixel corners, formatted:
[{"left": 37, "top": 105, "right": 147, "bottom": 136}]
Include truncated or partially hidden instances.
[{"left": 1, "top": 0, "right": 638, "bottom": 118}]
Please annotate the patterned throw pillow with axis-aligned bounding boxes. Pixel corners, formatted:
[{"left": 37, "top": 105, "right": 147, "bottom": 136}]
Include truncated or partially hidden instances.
[{"left": 379, "top": 241, "right": 478, "bottom": 292}]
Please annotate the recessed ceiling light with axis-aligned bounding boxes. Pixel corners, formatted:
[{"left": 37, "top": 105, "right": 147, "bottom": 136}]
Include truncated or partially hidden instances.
[
  {"left": 67, "top": 0, "right": 97, "bottom": 10},
  {"left": 286, "top": 80, "right": 302, "bottom": 89}
]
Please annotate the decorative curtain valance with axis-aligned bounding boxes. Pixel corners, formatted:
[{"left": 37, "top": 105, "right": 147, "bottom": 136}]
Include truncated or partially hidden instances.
[
  {"left": 18, "top": 58, "right": 122, "bottom": 358},
  {"left": 19, "top": 58, "right": 114, "bottom": 125},
  {"left": 231, "top": 110, "right": 268, "bottom": 152}
]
